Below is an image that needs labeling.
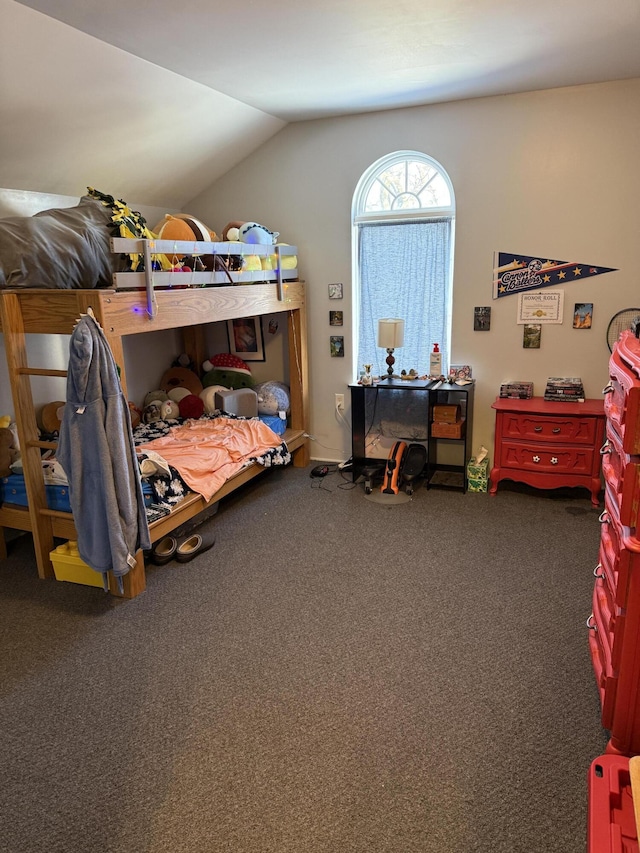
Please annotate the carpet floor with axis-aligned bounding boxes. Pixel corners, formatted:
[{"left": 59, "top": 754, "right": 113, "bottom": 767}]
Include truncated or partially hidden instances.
[{"left": 0, "top": 465, "right": 609, "bottom": 852}]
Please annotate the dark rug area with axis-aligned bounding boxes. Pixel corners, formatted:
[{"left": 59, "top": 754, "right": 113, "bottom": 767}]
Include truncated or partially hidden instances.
[{"left": 0, "top": 467, "right": 608, "bottom": 852}]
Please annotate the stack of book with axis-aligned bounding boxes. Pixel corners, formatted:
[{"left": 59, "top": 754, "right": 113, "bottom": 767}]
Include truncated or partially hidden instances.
[
  {"left": 544, "top": 377, "right": 585, "bottom": 402},
  {"left": 499, "top": 381, "right": 533, "bottom": 399}
]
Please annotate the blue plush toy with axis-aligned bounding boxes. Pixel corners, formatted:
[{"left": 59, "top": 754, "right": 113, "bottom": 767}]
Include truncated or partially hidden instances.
[{"left": 254, "top": 381, "right": 290, "bottom": 416}]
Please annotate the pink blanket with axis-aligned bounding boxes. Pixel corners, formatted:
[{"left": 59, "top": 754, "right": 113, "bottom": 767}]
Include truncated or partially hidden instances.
[{"left": 140, "top": 417, "right": 281, "bottom": 501}]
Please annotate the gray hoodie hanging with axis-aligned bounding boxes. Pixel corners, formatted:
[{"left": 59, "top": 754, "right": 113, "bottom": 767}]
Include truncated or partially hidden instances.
[{"left": 58, "top": 312, "right": 150, "bottom": 589}]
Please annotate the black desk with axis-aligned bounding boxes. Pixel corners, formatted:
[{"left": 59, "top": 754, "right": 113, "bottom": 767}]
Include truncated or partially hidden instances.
[{"left": 349, "top": 379, "right": 475, "bottom": 492}]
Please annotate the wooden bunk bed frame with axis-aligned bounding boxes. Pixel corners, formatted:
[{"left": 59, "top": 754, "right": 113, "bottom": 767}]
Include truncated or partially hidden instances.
[{"left": 0, "top": 239, "right": 309, "bottom": 599}]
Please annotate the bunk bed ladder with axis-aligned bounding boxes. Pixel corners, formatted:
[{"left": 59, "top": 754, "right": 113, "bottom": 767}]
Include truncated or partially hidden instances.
[{"left": 0, "top": 291, "right": 60, "bottom": 578}]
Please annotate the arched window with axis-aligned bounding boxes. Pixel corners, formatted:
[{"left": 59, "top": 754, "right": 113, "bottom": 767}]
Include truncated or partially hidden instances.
[{"left": 352, "top": 151, "right": 455, "bottom": 380}]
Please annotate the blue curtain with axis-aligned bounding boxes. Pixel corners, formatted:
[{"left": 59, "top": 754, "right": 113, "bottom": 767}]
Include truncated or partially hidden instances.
[{"left": 357, "top": 219, "right": 452, "bottom": 378}]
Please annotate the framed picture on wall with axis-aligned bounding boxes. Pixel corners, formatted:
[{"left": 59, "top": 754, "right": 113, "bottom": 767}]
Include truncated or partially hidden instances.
[
  {"left": 330, "top": 336, "right": 345, "bottom": 357},
  {"left": 523, "top": 324, "right": 541, "bottom": 349},
  {"left": 474, "top": 307, "right": 491, "bottom": 331},
  {"left": 330, "top": 310, "right": 343, "bottom": 326},
  {"left": 573, "top": 303, "right": 593, "bottom": 329},
  {"left": 227, "top": 316, "right": 265, "bottom": 361},
  {"left": 328, "top": 283, "right": 343, "bottom": 299}
]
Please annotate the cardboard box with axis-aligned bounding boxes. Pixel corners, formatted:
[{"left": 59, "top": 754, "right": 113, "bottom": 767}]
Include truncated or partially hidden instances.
[
  {"left": 433, "top": 404, "right": 461, "bottom": 424},
  {"left": 50, "top": 542, "right": 104, "bottom": 588},
  {"left": 431, "top": 418, "right": 465, "bottom": 439}
]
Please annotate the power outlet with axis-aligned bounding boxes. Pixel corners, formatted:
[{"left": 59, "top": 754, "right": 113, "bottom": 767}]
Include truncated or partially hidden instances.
[{"left": 335, "top": 393, "right": 345, "bottom": 410}]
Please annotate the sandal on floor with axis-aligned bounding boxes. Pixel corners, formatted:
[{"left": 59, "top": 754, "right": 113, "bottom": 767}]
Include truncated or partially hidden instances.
[
  {"left": 150, "top": 536, "right": 178, "bottom": 565},
  {"left": 176, "top": 532, "right": 216, "bottom": 563}
]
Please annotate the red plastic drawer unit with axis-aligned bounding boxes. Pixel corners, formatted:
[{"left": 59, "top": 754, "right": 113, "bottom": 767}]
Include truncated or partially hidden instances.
[
  {"left": 587, "top": 755, "right": 639, "bottom": 853},
  {"left": 589, "top": 583, "right": 619, "bottom": 730},
  {"left": 606, "top": 336, "right": 640, "bottom": 456},
  {"left": 602, "top": 422, "right": 640, "bottom": 530}
]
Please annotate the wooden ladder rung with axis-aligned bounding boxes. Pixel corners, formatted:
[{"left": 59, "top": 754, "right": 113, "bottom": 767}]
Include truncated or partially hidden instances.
[
  {"left": 27, "top": 440, "right": 58, "bottom": 450},
  {"left": 17, "top": 368, "right": 67, "bottom": 377}
]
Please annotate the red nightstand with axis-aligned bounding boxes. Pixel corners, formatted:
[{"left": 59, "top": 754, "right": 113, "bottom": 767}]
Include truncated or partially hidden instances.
[{"left": 489, "top": 396, "right": 605, "bottom": 506}]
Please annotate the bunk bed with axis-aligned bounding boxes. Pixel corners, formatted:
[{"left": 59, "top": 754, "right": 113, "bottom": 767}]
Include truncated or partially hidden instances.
[{"left": 0, "top": 235, "right": 309, "bottom": 598}]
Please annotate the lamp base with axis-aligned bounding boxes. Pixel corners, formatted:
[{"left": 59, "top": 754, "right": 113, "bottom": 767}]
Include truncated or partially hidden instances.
[{"left": 385, "top": 348, "right": 396, "bottom": 379}]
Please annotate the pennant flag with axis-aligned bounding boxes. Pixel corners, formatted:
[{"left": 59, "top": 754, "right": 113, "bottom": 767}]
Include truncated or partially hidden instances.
[{"left": 493, "top": 252, "right": 617, "bottom": 299}]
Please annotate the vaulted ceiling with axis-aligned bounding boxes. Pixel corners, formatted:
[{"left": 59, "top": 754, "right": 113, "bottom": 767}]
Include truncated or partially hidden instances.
[{"left": 3, "top": 0, "right": 640, "bottom": 208}]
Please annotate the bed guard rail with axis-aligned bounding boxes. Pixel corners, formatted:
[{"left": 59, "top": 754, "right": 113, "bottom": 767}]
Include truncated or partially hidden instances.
[{"left": 110, "top": 238, "right": 298, "bottom": 319}]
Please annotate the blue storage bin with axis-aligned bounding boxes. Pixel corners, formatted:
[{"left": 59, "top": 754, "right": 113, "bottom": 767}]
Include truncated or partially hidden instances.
[{"left": 1, "top": 474, "right": 153, "bottom": 511}]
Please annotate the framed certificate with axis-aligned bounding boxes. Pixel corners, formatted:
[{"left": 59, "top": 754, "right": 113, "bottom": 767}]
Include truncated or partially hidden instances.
[{"left": 517, "top": 291, "right": 564, "bottom": 324}]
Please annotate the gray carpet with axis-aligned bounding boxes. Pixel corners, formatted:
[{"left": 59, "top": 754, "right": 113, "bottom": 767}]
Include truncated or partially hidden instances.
[{"left": 0, "top": 467, "right": 608, "bottom": 852}]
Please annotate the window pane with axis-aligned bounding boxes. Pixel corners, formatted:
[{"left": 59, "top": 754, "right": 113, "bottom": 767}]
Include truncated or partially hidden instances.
[
  {"left": 418, "top": 173, "right": 451, "bottom": 207},
  {"left": 406, "top": 161, "right": 436, "bottom": 195},
  {"left": 357, "top": 220, "right": 452, "bottom": 378},
  {"left": 354, "top": 152, "right": 455, "bottom": 382},
  {"left": 363, "top": 159, "right": 451, "bottom": 213}
]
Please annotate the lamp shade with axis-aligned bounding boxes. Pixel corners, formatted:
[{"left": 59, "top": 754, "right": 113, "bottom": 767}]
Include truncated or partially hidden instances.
[{"left": 377, "top": 318, "right": 405, "bottom": 349}]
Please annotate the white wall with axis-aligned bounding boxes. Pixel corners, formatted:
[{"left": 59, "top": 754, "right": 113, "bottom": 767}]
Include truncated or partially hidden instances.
[{"left": 188, "top": 79, "right": 640, "bottom": 463}]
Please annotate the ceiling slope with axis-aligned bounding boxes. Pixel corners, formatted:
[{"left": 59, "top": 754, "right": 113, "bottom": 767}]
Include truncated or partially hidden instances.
[
  {"left": 1, "top": 1, "right": 285, "bottom": 208},
  {"left": 13, "top": 0, "right": 640, "bottom": 120}
]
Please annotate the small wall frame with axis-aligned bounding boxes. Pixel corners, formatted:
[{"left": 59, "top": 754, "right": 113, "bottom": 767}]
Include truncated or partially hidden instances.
[{"left": 227, "top": 316, "right": 265, "bottom": 361}]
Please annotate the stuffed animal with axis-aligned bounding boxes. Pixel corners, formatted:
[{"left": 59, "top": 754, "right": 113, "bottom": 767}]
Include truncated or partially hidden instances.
[
  {"left": 172, "top": 353, "right": 196, "bottom": 372},
  {"left": 160, "top": 400, "right": 180, "bottom": 420},
  {"left": 142, "top": 402, "right": 164, "bottom": 424},
  {"left": 202, "top": 354, "right": 254, "bottom": 390},
  {"left": 200, "top": 385, "right": 228, "bottom": 414},
  {"left": 178, "top": 394, "right": 205, "bottom": 420},
  {"left": 128, "top": 402, "right": 142, "bottom": 429},
  {"left": 143, "top": 389, "right": 169, "bottom": 409},
  {"left": 152, "top": 213, "right": 218, "bottom": 264},
  {"left": 222, "top": 221, "right": 279, "bottom": 245},
  {"left": 253, "top": 381, "right": 291, "bottom": 416},
  {"left": 167, "top": 387, "right": 192, "bottom": 405},
  {"left": 160, "top": 366, "right": 203, "bottom": 397}
]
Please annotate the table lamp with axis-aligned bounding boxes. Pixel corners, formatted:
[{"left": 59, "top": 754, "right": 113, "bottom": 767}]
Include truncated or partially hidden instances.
[{"left": 377, "top": 318, "right": 405, "bottom": 380}]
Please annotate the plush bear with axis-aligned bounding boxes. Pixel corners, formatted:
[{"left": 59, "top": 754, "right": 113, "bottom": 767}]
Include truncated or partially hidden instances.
[
  {"left": 160, "top": 366, "right": 203, "bottom": 397},
  {"left": 202, "top": 354, "right": 254, "bottom": 390}
]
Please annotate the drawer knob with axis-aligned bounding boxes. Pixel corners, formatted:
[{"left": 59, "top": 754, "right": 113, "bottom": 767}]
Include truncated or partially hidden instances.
[
  {"left": 593, "top": 564, "right": 605, "bottom": 579},
  {"left": 532, "top": 455, "right": 541, "bottom": 463},
  {"left": 600, "top": 440, "right": 611, "bottom": 455},
  {"left": 599, "top": 510, "right": 610, "bottom": 524},
  {"left": 586, "top": 614, "right": 597, "bottom": 631},
  {"left": 550, "top": 456, "right": 558, "bottom": 465},
  {"left": 534, "top": 426, "right": 543, "bottom": 432},
  {"left": 552, "top": 427, "right": 561, "bottom": 434}
]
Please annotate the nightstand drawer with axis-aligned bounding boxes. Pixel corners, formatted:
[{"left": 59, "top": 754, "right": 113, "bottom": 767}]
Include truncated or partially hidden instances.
[
  {"left": 501, "top": 412, "right": 599, "bottom": 445},
  {"left": 499, "top": 441, "right": 596, "bottom": 475}
]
